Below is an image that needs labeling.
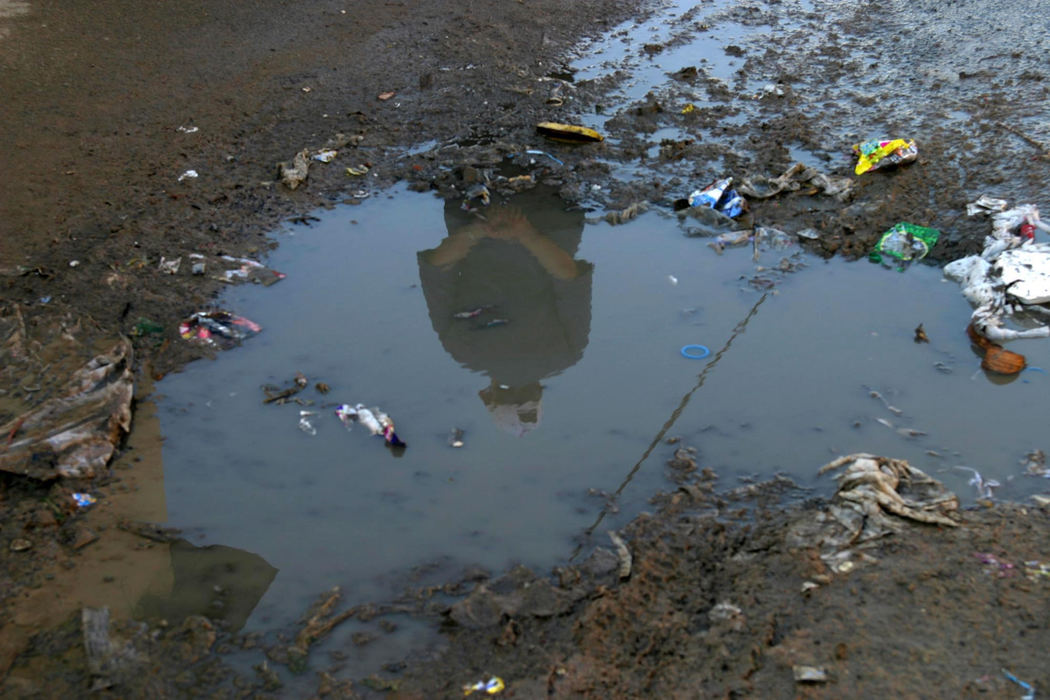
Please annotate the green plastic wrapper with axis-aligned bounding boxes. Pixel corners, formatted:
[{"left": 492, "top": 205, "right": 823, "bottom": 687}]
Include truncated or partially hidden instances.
[{"left": 869, "top": 222, "right": 940, "bottom": 270}]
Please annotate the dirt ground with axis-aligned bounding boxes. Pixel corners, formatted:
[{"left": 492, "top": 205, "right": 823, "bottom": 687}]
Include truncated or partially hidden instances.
[{"left": 3, "top": 0, "right": 1050, "bottom": 697}]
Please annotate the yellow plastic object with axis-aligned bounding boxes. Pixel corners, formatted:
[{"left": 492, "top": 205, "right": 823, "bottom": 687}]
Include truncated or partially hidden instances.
[
  {"left": 852, "top": 138, "right": 917, "bottom": 175},
  {"left": 536, "top": 121, "right": 604, "bottom": 143},
  {"left": 462, "top": 676, "right": 505, "bottom": 696}
]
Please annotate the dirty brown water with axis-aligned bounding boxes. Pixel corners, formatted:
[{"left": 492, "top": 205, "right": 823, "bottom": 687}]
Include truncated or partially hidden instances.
[{"left": 145, "top": 0, "right": 1050, "bottom": 681}]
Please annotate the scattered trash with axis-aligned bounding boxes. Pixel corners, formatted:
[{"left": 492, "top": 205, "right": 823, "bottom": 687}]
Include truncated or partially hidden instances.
[
  {"left": 523, "top": 149, "right": 563, "bottom": 166},
  {"left": 793, "top": 666, "right": 829, "bottom": 683},
  {"left": 313, "top": 149, "right": 338, "bottom": 163},
  {"left": 454, "top": 306, "right": 494, "bottom": 319},
  {"left": 706, "top": 229, "right": 752, "bottom": 254},
  {"left": 345, "top": 164, "right": 370, "bottom": 176},
  {"left": 680, "top": 344, "right": 711, "bottom": 360},
  {"left": 851, "top": 138, "right": 917, "bottom": 175},
  {"left": 819, "top": 453, "right": 959, "bottom": 531},
  {"left": 1021, "top": 449, "right": 1049, "bottom": 478},
  {"left": 177, "top": 125, "right": 199, "bottom": 134},
  {"left": 668, "top": 275, "right": 678, "bottom": 286},
  {"left": 474, "top": 319, "right": 509, "bottom": 330},
  {"left": 158, "top": 256, "right": 181, "bottom": 275},
  {"left": 536, "top": 121, "right": 604, "bottom": 143},
  {"left": 974, "top": 552, "right": 1016, "bottom": 577},
  {"left": 914, "top": 323, "right": 929, "bottom": 343},
  {"left": 190, "top": 255, "right": 206, "bottom": 275},
  {"left": 316, "top": 382, "right": 330, "bottom": 394},
  {"left": 279, "top": 149, "right": 311, "bottom": 189},
  {"left": 179, "top": 311, "right": 262, "bottom": 350},
  {"left": 1002, "top": 668, "right": 1036, "bottom": 700},
  {"left": 298, "top": 411, "right": 318, "bottom": 436},
  {"left": 38, "top": 295, "right": 52, "bottom": 304},
  {"left": 131, "top": 318, "right": 164, "bottom": 337},
  {"left": 334, "top": 404, "right": 406, "bottom": 447},
  {"left": 736, "top": 162, "right": 853, "bottom": 202},
  {"left": 688, "top": 177, "right": 746, "bottom": 218},
  {"left": 462, "top": 676, "right": 505, "bottom": 696},
  {"left": 869, "top": 222, "right": 940, "bottom": 269},
  {"left": 377, "top": 91, "right": 396, "bottom": 101},
  {"left": 73, "top": 493, "right": 97, "bottom": 508},
  {"left": 955, "top": 466, "right": 1000, "bottom": 500},
  {"left": 178, "top": 169, "right": 199, "bottom": 182},
  {"left": 449, "top": 427, "right": 465, "bottom": 448},
  {"left": 0, "top": 338, "right": 133, "bottom": 480},
  {"left": 967, "top": 323, "right": 1028, "bottom": 375},
  {"left": 966, "top": 195, "right": 1009, "bottom": 217},
  {"left": 220, "top": 255, "right": 286, "bottom": 286},
  {"left": 461, "top": 183, "right": 490, "bottom": 211}
]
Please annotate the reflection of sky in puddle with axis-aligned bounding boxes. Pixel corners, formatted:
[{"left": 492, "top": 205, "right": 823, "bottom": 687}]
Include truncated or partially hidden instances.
[{"left": 158, "top": 183, "right": 1050, "bottom": 662}]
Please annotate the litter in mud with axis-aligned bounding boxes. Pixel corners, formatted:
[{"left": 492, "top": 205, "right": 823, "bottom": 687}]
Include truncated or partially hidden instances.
[
  {"left": 852, "top": 138, "right": 917, "bottom": 175},
  {"left": 346, "top": 164, "right": 370, "bottom": 176},
  {"left": 967, "top": 195, "right": 1009, "bottom": 217},
  {"left": 955, "top": 466, "right": 1000, "bottom": 500},
  {"left": 793, "top": 666, "right": 829, "bottom": 683},
  {"left": 0, "top": 338, "right": 133, "bottom": 480},
  {"left": 869, "top": 222, "right": 940, "bottom": 270},
  {"left": 1021, "top": 449, "right": 1048, "bottom": 478},
  {"left": 73, "top": 492, "right": 97, "bottom": 508},
  {"left": 680, "top": 344, "right": 710, "bottom": 360},
  {"left": 298, "top": 411, "right": 318, "bottom": 436},
  {"left": 334, "top": 403, "right": 406, "bottom": 447},
  {"left": 131, "top": 318, "right": 164, "bottom": 336},
  {"left": 219, "top": 256, "right": 286, "bottom": 286},
  {"left": 449, "top": 428, "right": 465, "bottom": 448},
  {"left": 607, "top": 530, "right": 632, "bottom": 579},
  {"left": 736, "top": 162, "right": 853, "bottom": 202},
  {"left": 178, "top": 311, "right": 262, "bottom": 350},
  {"left": 687, "top": 177, "right": 746, "bottom": 218},
  {"left": 177, "top": 169, "right": 199, "bottom": 182},
  {"left": 176, "top": 125, "right": 199, "bottom": 134},
  {"left": 313, "top": 149, "right": 338, "bottom": 163},
  {"left": 535, "top": 121, "right": 603, "bottom": 143},
  {"left": 1002, "top": 669, "right": 1036, "bottom": 700},
  {"left": 945, "top": 205, "right": 1050, "bottom": 361},
  {"left": 462, "top": 676, "right": 505, "bottom": 695},
  {"left": 461, "top": 183, "right": 490, "bottom": 211},
  {"left": 158, "top": 256, "right": 181, "bottom": 274}
]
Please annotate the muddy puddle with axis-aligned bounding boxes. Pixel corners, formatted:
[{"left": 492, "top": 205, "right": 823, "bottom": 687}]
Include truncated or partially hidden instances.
[
  {"left": 133, "top": 0, "right": 1050, "bottom": 683},
  {"left": 150, "top": 180, "right": 1050, "bottom": 676}
]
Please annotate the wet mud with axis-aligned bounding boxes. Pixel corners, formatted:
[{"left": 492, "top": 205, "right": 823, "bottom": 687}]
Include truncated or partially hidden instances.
[{"left": 3, "top": 0, "right": 1050, "bottom": 696}]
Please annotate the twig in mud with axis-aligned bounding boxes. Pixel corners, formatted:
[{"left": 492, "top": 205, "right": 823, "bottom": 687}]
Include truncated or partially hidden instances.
[{"left": 995, "top": 121, "right": 1050, "bottom": 159}]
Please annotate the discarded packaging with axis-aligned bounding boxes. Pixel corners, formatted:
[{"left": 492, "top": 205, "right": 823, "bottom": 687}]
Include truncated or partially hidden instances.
[
  {"left": 463, "top": 676, "right": 505, "bottom": 696},
  {"left": 279, "top": 149, "right": 311, "bottom": 189},
  {"left": 736, "top": 162, "right": 853, "bottom": 202},
  {"left": 852, "top": 138, "right": 917, "bottom": 175},
  {"left": 688, "top": 177, "right": 746, "bottom": 218},
  {"left": 158, "top": 256, "right": 181, "bottom": 274},
  {"left": 449, "top": 428, "right": 465, "bottom": 448},
  {"left": 179, "top": 311, "right": 262, "bottom": 350},
  {"left": 462, "top": 183, "right": 490, "bottom": 211},
  {"left": 334, "top": 403, "right": 406, "bottom": 447},
  {"left": 954, "top": 466, "right": 1000, "bottom": 500},
  {"left": 178, "top": 169, "right": 199, "bottom": 182},
  {"left": 819, "top": 453, "right": 959, "bottom": 529},
  {"left": 536, "top": 121, "right": 603, "bottom": 143},
  {"left": 966, "top": 195, "right": 1009, "bottom": 217},
  {"left": 73, "top": 492, "right": 97, "bottom": 508},
  {"left": 944, "top": 205, "right": 1050, "bottom": 359},
  {"left": 298, "top": 411, "right": 318, "bottom": 436},
  {"left": 313, "top": 149, "right": 338, "bottom": 163},
  {"left": 0, "top": 338, "right": 133, "bottom": 480},
  {"left": 869, "top": 222, "right": 940, "bottom": 269},
  {"left": 793, "top": 666, "right": 829, "bottom": 683},
  {"left": 220, "top": 255, "right": 286, "bottom": 286},
  {"left": 1002, "top": 669, "right": 1035, "bottom": 700}
]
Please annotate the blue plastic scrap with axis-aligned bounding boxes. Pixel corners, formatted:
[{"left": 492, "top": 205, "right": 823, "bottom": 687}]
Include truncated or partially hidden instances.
[{"left": 1002, "top": 668, "right": 1035, "bottom": 700}]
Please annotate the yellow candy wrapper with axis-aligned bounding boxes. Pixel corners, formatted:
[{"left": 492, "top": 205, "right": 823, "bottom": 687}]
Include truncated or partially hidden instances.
[{"left": 852, "top": 138, "right": 917, "bottom": 175}]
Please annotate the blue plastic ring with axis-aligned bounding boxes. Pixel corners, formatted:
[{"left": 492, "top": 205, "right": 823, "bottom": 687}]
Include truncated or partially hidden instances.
[{"left": 680, "top": 344, "right": 711, "bottom": 359}]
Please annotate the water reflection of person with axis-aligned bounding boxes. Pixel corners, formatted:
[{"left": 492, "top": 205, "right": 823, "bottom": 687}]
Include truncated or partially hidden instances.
[{"left": 418, "top": 189, "right": 592, "bottom": 436}]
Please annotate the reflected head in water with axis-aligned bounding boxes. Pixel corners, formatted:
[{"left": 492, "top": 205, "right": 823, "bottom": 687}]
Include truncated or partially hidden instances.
[{"left": 417, "top": 186, "right": 593, "bottom": 435}]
